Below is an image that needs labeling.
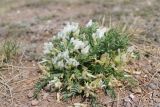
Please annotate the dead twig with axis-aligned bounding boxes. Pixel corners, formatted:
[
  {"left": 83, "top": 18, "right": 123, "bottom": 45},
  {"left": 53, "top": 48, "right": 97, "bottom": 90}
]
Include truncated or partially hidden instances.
[{"left": 0, "top": 80, "right": 14, "bottom": 105}]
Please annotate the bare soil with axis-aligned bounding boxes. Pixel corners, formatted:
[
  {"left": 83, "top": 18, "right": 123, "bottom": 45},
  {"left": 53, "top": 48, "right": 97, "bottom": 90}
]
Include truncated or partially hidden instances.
[{"left": 0, "top": 0, "right": 159, "bottom": 107}]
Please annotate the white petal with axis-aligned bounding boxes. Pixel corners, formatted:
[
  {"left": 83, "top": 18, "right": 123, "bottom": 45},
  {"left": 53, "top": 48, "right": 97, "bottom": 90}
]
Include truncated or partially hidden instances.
[
  {"left": 81, "top": 45, "right": 90, "bottom": 54},
  {"left": 86, "top": 20, "right": 93, "bottom": 27},
  {"left": 96, "top": 27, "right": 107, "bottom": 38}
]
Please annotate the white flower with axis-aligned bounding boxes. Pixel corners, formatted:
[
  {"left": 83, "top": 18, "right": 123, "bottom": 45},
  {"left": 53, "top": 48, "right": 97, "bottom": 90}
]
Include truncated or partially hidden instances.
[
  {"left": 58, "top": 50, "right": 69, "bottom": 59},
  {"left": 48, "top": 77, "right": 62, "bottom": 89},
  {"left": 48, "top": 77, "right": 58, "bottom": 86},
  {"left": 57, "top": 31, "right": 67, "bottom": 39},
  {"left": 56, "top": 22, "right": 79, "bottom": 39},
  {"left": 56, "top": 50, "right": 69, "bottom": 59},
  {"left": 52, "top": 50, "right": 79, "bottom": 68},
  {"left": 63, "top": 50, "right": 70, "bottom": 58},
  {"left": 66, "top": 58, "right": 79, "bottom": 67},
  {"left": 71, "top": 38, "right": 87, "bottom": 50},
  {"left": 52, "top": 50, "right": 69, "bottom": 66},
  {"left": 64, "top": 22, "right": 79, "bottom": 33},
  {"left": 70, "top": 38, "right": 90, "bottom": 54},
  {"left": 52, "top": 57, "right": 58, "bottom": 64},
  {"left": 57, "top": 60, "right": 65, "bottom": 68},
  {"left": 99, "top": 80, "right": 106, "bottom": 88},
  {"left": 55, "top": 81, "right": 62, "bottom": 88},
  {"left": 81, "top": 45, "right": 90, "bottom": 54},
  {"left": 43, "top": 42, "right": 53, "bottom": 54},
  {"left": 86, "top": 20, "right": 93, "bottom": 27},
  {"left": 96, "top": 27, "right": 107, "bottom": 38}
]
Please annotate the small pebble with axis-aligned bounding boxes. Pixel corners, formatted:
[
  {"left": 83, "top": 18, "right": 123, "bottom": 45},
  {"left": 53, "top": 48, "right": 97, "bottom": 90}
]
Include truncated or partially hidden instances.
[
  {"left": 131, "top": 87, "right": 142, "bottom": 94},
  {"left": 74, "top": 103, "right": 87, "bottom": 107},
  {"left": 149, "top": 83, "right": 158, "bottom": 90},
  {"left": 31, "top": 99, "right": 39, "bottom": 106},
  {"left": 133, "top": 71, "right": 141, "bottom": 75},
  {"left": 44, "top": 85, "right": 51, "bottom": 92},
  {"left": 42, "top": 92, "right": 49, "bottom": 100},
  {"left": 129, "top": 94, "right": 135, "bottom": 99},
  {"left": 124, "top": 97, "right": 131, "bottom": 102},
  {"left": 27, "top": 91, "right": 33, "bottom": 98},
  {"left": 131, "top": 96, "right": 139, "bottom": 103}
]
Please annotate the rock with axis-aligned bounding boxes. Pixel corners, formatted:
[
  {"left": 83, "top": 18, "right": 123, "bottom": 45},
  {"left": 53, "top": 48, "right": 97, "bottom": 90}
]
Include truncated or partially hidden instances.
[
  {"left": 74, "top": 103, "right": 87, "bottom": 107},
  {"left": 44, "top": 84, "right": 51, "bottom": 92},
  {"left": 131, "top": 87, "right": 142, "bottom": 94},
  {"left": 31, "top": 99, "right": 39, "bottom": 106},
  {"left": 133, "top": 71, "right": 141, "bottom": 75},
  {"left": 149, "top": 83, "right": 158, "bottom": 90},
  {"left": 27, "top": 91, "right": 33, "bottom": 98},
  {"left": 124, "top": 97, "right": 131, "bottom": 102},
  {"left": 129, "top": 94, "right": 139, "bottom": 103},
  {"left": 42, "top": 92, "right": 49, "bottom": 100},
  {"left": 129, "top": 94, "right": 135, "bottom": 99}
]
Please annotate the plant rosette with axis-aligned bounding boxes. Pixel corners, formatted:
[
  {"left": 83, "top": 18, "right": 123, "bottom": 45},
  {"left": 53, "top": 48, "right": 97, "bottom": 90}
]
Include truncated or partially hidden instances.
[{"left": 35, "top": 20, "right": 137, "bottom": 103}]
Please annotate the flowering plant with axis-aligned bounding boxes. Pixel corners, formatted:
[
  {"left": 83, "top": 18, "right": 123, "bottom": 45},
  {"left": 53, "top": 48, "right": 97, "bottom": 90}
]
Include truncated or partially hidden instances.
[{"left": 35, "top": 20, "right": 136, "bottom": 105}]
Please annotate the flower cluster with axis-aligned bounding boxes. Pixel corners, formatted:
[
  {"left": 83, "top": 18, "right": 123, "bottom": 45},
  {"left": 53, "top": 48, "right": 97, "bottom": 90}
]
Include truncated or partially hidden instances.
[
  {"left": 52, "top": 50, "right": 79, "bottom": 69},
  {"left": 39, "top": 20, "right": 136, "bottom": 103},
  {"left": 43, "top": 20, "right": 109, "bottom": 70}
]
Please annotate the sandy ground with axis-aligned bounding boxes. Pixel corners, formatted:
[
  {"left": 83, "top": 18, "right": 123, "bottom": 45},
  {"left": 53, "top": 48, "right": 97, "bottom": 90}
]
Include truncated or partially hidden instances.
[{"left": 0, "top": 0, "right": 160, "bottom": 107}]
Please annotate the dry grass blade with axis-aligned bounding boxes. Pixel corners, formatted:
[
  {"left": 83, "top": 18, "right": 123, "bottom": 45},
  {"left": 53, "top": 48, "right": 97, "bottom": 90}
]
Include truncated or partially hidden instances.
[{"left": 0, "top": 75, "right": 14, "bottom": 105}]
